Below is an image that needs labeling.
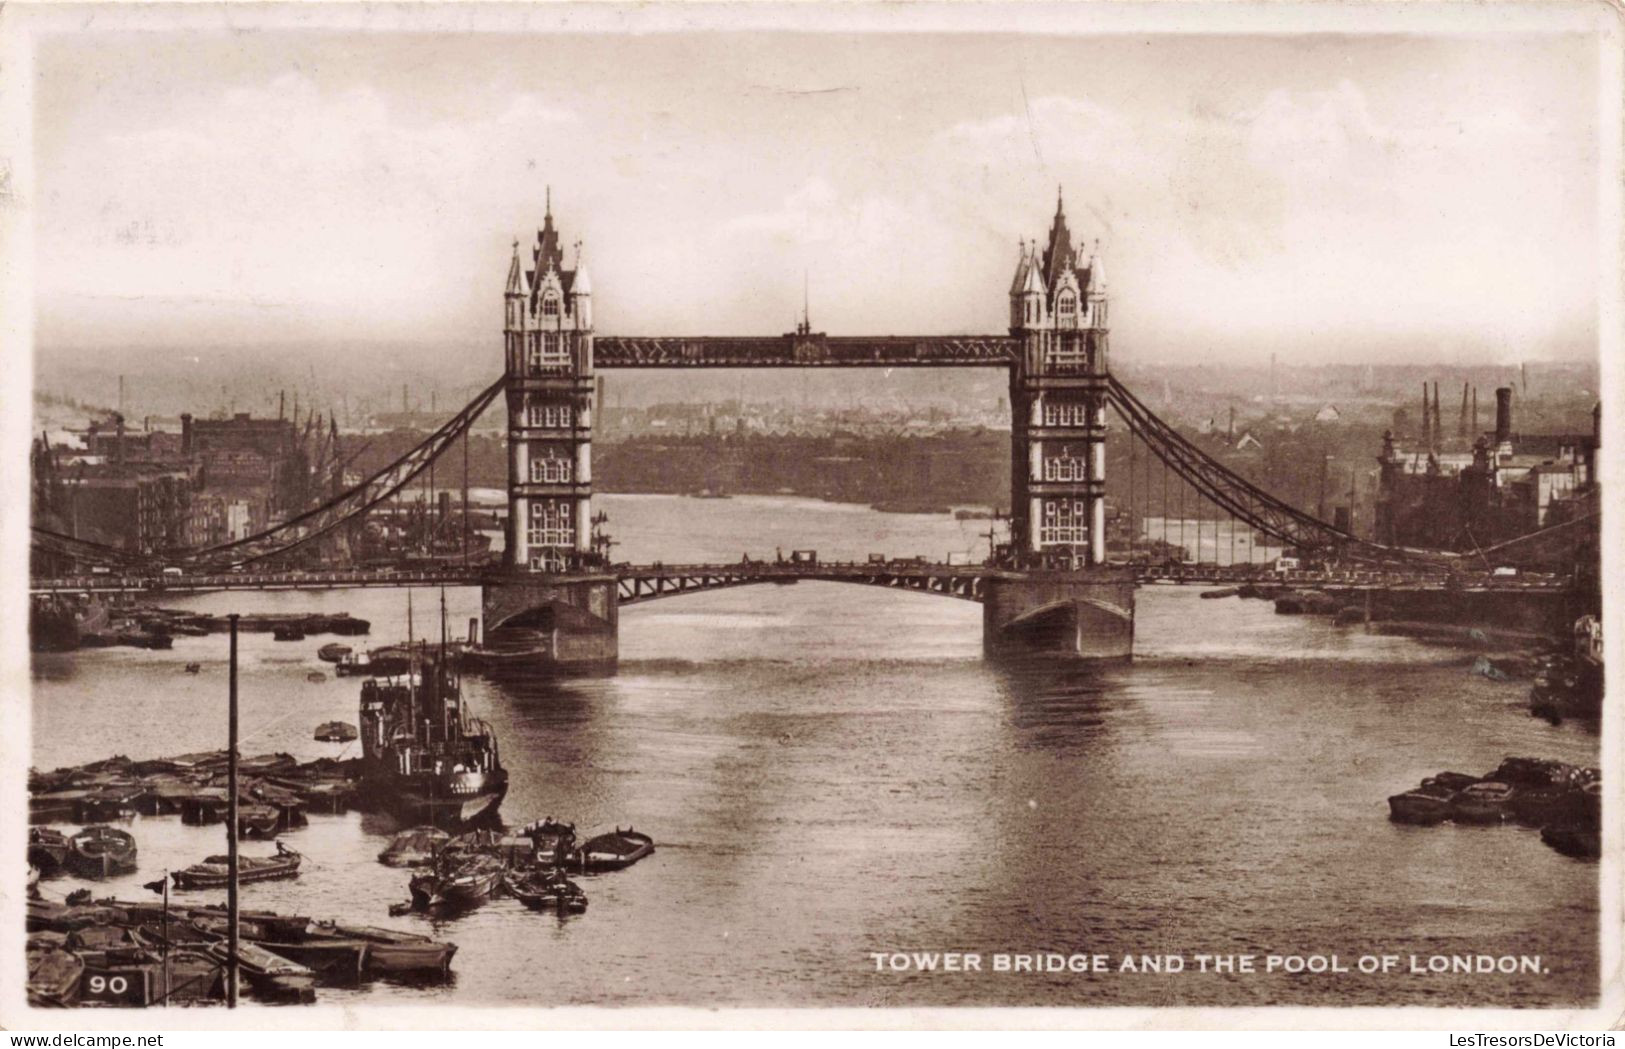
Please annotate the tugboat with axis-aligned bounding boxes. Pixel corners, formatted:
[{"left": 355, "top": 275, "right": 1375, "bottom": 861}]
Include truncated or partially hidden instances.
[{"left": 357, "top": 593, "right": 508, "bottom": 829}]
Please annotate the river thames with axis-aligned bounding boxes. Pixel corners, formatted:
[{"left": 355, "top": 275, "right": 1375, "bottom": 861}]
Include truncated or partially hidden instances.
[{"left": 29, "top": 495, "right": 1600, "bottom": 1007}]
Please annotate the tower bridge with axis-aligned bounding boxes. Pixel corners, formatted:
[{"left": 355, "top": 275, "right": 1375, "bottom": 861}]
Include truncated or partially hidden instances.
[
  {"left": 487, "top": 193, "right": 1128, "bottom": 667},
  {"left": 35, "top": 192, "right": 1572, "bottom": 670}
]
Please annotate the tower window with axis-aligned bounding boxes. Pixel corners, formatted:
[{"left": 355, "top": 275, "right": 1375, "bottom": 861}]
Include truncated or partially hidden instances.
[
  {"left": 529, "top": 332, "right": 570, "bottom": 375},
  {"left": 1057, "top": 293, "right": 1076, "bottom": 323},
  {"left": 526, "top": 402, "right": 574, "bottom": 428},
  {"left": 1039, "top": 498, "right": 1089, "bottom": 546},
  {"left": 527, "top": 498, "right": 576, "bottom": 548},
  {"left": 1042, "top": 398, "right": 1089, "bottom": 427},
  {"left": 529, "top": 453, "right": 574, "bottom": 484},
  {"left": 1043, "top": 456, "right": 1088, "bottom": 482},
  {"left": 541, "top": 294, "right": 560, "bottom": 318}
]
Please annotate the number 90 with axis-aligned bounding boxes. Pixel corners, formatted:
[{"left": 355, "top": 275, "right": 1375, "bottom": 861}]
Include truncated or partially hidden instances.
[{"left": 87, "top": 974, "right": 129, "bottom": 995}]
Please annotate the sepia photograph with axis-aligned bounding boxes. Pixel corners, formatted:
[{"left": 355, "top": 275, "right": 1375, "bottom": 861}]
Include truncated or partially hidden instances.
[{"left": 1, "top": 0, "right": 1618, "bottom": 1029}]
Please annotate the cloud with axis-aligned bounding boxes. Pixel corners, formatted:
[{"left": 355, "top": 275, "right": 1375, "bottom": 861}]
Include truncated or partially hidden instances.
[{"left": 34, "top": 38, "right": 1599, "bottom": 362}]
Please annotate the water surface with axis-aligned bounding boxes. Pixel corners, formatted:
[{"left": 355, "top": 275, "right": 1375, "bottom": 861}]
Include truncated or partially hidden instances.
[{"left": 30, "top": 495, "right": 1599, "bottom": 1007}]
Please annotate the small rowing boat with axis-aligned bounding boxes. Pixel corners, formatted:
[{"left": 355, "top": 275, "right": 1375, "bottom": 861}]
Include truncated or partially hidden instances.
[
  {"left": 317, "top": 643, "right": 353, "bottom": 663},
  {"left": 1451, "top": 781, "right": 1516, "bottom": 824},
  {"left": 67, "top": 825, "right": 138, "bottom": 878},
  {"left": 236, "top": 804, "right": 282, "bottom": 839},
  {"left": 576, "top": 827, "right": 655, "bottom": 872},
  {"left": 313, "top": 720, "right": 357, "bottom": 743},
  {"left": 377, "top": 825, "right": 450, "bottom": 867},
  {"left": 503, "top": 868, "right": 588, "bottom": 914}
]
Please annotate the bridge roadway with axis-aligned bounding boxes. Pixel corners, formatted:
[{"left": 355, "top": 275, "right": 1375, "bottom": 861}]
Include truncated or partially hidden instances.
[
  {"left": 27, "top": 560, "right": 1569, "bottom": 599},
  {"left": 592, "top": 334, "right": 1020, "bottom": 369}
]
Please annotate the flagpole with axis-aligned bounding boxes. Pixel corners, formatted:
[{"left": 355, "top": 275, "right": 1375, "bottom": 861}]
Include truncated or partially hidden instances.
[{"left": 226, "top": 612, "right": 240, "bottom": 1009}]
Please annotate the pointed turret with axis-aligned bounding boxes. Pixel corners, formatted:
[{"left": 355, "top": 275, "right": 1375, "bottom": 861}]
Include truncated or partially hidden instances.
[
  {"left": 504, "top": 239, "right": 525, "bottom": 333},
  {"left": 1085, "top": 240, "right": 1106, "bottom": 293},
  {"left": 1009, "top": 238, "right": 1032, "bottom": 295},
  {"left": 505, "top": 239, "right": 524, "bottom": 296},
  {"left": 570, "top": 242, "right": 592, "bottom": 297},
  {"left": 534, "top": 189, "right": 565, "bottom": 278},
  {"left": 569, "top": 240, "right": 593, "bottom": 329},
  {"left": 1040, "top": 187, "right": 1075, "bottom": 296},
  {"left": 1022, "top": 246, "right": 1047, "bottom": 297}
]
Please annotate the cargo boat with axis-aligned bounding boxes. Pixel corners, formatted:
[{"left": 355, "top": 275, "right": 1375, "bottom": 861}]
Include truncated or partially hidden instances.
[
  {"left": 306, "top": 922, "right": 457, "bottom": 977},
  {"left": 172, "top": 844, "right": 301, "bottom": 890},
  {"left": 408, "top": 853, "right": 504, "bottom": 909},
  {"left": 358, "top": 628, "right": 507, "bottom": 829},
  {"left": 204, "top": 941, "right": 316, "bottom": 1003},
  {"left": 28, "top": 827, "right": 71, "bottom": 876}
]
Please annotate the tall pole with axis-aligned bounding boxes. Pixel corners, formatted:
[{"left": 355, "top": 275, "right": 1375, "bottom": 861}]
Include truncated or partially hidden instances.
[
  {"left": 226, "top": 613, "right": 240, "bottom": 1008},
  {"left": 462, "top": 426, "right": 470, "bottom": 566},
  {"left": 160, "top": 872, "right": 170, "bottom": 1003}
]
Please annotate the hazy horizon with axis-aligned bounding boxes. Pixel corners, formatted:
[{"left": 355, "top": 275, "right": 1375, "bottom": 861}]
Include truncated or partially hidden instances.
[{"left": 32, "top": 20, "right": 1605, "bottom": 368}]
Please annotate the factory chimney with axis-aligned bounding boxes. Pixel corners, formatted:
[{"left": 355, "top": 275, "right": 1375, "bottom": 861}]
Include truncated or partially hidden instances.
[
  {"left": 1494, "top": 386, "right": 1513, "bottom": 446},
  {"left": 1589, "top": 401, "right": 1601, "bottom": 489},
  {"left": 1432, "top": 382, "right": 1441, "bottom": 448},
  {"left": 1420, "top": 383, "right": 1431, "bottom": 447},
  {"left": 1458, "top": 383, "right": 1469, "bottom": 439}
]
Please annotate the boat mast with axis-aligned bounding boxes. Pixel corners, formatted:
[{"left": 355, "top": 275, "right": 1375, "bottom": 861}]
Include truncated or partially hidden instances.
[
  {"left": 225, "top": 613, "right": 240, "bottom": 1009},
  {"left": 406, "top": 590, "right": 418, "bottom": 736}
]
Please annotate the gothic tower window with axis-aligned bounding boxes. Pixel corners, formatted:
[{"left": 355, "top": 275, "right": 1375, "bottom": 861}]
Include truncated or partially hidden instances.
[
  {"left": 529, "top": 451, "right": 574, "bottom": 484},
  {"left": 527, "top": 498, "right": 576, "bottom": 549},
  {"left": 1042, "top": 397, "right": 1088, "bottom": 427},
  {"left": 1039, "top": 498, "right": 1089, "bottom": 545},
  {"left": 541, "top": 293, "right": 560, "bottom": 318},
  {"left": 526, "top": 402, "right": 574, "bottom": 428},
  {"left": 1056, "top": 292, "right": 1076, "bottom": 324}
]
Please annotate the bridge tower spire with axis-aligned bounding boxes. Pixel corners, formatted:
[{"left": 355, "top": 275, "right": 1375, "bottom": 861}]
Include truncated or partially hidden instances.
[{"left": 1006, "top": 192, "right": 1110, "bottom": 567}]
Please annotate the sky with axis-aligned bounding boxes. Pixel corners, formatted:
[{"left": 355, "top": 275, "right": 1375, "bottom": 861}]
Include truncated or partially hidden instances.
[{"left": 30, "top": 19, "right": 1606, "bottom": 368}]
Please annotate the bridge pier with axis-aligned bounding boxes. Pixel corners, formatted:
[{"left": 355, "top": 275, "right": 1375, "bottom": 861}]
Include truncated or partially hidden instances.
[
  {"left": 982, "top": 567, "right": 1136, "bottom": 662},
  {"left": 481, "top": 573, "right": 619, "bottom": 672}
]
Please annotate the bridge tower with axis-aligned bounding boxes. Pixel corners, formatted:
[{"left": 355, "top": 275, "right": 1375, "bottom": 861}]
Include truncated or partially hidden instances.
[
  {"left": 483, "top": 196, "right": 619, "bottom": 670},
  {"left": 503, "top": 196, "right": 595, "bottom": 570},
  {"left": 984, "top": 191, "right": 1134, "bottom": 661},
  {"left": 1006, "top": 190, "right": 1110, "bottom": 566}
]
